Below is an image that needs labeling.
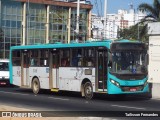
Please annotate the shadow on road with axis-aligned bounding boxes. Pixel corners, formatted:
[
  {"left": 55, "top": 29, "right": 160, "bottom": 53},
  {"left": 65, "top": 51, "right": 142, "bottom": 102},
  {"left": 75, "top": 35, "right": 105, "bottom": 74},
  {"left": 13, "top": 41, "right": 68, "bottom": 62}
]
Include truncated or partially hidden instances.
[{"left": 9, "top": 87, "right": 151, "bottom": 102}]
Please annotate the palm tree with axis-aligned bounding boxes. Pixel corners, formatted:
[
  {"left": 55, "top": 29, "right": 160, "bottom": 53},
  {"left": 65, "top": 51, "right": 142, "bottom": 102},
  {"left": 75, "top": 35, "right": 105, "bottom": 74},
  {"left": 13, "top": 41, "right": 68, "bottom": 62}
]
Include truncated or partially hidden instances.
[
  {"left": 137, "top": 0, "right": 160, "bottom": 41},
  {"left": 138, "top": 0, "right": 160, "bottom": 22}
]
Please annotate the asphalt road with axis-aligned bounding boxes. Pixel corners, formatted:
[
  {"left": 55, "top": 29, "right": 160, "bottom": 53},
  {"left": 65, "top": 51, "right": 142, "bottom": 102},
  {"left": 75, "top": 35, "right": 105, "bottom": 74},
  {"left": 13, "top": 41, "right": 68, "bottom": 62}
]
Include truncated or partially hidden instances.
[{"left": 0, "top": 86, "right": 160, "bottom": 119}]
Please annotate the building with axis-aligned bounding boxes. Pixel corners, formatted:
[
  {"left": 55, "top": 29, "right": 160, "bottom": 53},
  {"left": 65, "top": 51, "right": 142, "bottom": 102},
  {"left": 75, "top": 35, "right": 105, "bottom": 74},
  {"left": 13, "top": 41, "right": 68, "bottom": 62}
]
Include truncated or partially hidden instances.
[
  {"left": 91, "top": 3, "right": 146, "bottom": 40},
  {"left": 0, "top": 0, "right": 92, "bottom": 58},
  {"left": 91, "top": 14, "right": 119, "bottom": 40},
  {"left": 91, "top": 14, "right": 103, "bottom": 40}
]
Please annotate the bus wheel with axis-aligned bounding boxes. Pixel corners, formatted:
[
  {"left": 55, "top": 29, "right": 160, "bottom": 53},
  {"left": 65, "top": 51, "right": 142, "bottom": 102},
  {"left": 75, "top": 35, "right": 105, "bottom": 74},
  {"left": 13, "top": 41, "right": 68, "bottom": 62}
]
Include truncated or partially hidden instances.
[
  {"left": 84, "top": 82, "right": 93, "bottom": 100},
  {"left": 32, "top": 78, "right": 40, "bottom": 94}
]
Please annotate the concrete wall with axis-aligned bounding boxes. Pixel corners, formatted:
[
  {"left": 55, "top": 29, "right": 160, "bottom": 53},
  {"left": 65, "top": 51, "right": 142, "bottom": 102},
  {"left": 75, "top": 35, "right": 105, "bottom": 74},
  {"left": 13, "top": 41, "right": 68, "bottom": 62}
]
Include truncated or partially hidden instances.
[
  {"left": 151, "top": 83, "right": 160, "bottom": 99},
  {"left": 148, "top": 22, "right": 160, "bottom": 99}
]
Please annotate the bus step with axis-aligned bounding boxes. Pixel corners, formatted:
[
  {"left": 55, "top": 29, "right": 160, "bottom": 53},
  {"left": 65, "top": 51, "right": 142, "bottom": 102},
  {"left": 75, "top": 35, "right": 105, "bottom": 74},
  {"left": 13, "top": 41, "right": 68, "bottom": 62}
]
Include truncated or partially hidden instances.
[{"left": 51, "top": 88, "right": 59, "bottom": 92}]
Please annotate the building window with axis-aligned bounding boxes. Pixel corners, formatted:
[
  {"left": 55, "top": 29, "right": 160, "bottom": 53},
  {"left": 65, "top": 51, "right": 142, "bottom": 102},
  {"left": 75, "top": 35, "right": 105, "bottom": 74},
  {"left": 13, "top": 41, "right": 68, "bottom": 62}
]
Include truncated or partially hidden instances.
[
  {"left": 27, "top": 3, "right": 46, "bottom": 45},
  {"left": 49, "top": 6, "right": 68, "bottom": 43},
  {"left": 1, "top": 1, "right": 22, "bottom": 58}
]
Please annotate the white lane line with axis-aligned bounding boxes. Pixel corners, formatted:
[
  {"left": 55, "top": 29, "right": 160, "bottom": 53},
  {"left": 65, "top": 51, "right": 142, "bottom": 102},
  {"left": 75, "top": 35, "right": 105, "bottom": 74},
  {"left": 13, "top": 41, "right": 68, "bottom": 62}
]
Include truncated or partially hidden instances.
[
  {"left": 48, "top": 97, "right": 69, "bottom": 101},
  {"left": 111, "top": 104, "right": 146, "bottom": 110},
  {"left": 0, "top": 91, "right": 29, "bottom": 96}
]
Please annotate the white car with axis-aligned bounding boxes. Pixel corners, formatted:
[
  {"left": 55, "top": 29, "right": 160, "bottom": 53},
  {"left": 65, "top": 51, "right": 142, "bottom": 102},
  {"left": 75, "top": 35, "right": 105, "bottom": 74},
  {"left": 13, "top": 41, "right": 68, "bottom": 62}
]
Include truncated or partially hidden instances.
[{"left": 0, "top": 59, "right": 9, "bottom": 86}]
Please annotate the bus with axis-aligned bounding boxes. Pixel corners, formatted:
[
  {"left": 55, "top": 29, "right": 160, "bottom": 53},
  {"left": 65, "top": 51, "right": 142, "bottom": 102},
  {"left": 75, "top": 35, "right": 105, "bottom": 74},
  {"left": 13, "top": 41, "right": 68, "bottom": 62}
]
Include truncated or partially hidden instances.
[{"left": 9, "top": 39, "right": 149, "bottom": 99}]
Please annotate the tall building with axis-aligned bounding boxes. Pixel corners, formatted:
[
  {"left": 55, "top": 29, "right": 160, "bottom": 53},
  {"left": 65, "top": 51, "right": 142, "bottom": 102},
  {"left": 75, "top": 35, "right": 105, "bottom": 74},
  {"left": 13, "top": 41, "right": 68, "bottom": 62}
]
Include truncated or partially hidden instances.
[
  {"left": 91, "top": 14, "right": 103, "bottom": 40},
  {"left": 0, "top": 0, "right": 92, "bottom": 58},
  {"left": 91, "top": 3, "right": 146, "bottom": 40}
]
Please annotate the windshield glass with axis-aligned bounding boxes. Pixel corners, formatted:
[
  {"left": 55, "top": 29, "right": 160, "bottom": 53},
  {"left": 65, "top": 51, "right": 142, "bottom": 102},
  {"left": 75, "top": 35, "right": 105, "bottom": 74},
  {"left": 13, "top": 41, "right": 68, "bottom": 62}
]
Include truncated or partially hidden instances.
[
  {"left": 110, "top": 51, "right": 147, "bottom": 74},
  {"left": 0, "top": 62, "right": 9, "bottom": 71}
]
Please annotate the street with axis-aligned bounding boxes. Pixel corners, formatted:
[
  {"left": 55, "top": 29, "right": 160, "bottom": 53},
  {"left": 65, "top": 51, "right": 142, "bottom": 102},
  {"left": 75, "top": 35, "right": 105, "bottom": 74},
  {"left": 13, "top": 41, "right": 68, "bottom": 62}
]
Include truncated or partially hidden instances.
[{"left": 0, "top": 86, "right": 160, "bottom": 119}]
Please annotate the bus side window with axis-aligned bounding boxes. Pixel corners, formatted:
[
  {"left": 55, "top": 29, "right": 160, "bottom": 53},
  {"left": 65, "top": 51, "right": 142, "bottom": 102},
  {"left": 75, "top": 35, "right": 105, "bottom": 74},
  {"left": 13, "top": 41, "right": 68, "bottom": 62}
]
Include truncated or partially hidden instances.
[
  {"left": 84, "top": 48, "right": 95, "bottom": 67},
  {"left": 30, "top": 50, "right": 39, "bottom": 67},
  {"left": 40, "top": 50, "right": 49, "bottom": 67},
  {"left": 60, "top": 49, "right": 70, "bottom": 67},
  {"left": 30, "top": 58, "right": 35, "bottom": 66},
  {"left": 71, "top": 48, "right": 83, "bottom": 67},
  {"left": 87, "top": 58, "right": 94, "bottom": 67},
  {"left": 12, "top": 50, "right": 21, "bottom": 66},
  {"left": 61, "top": 58, "right": 68, "bottom": 67}
]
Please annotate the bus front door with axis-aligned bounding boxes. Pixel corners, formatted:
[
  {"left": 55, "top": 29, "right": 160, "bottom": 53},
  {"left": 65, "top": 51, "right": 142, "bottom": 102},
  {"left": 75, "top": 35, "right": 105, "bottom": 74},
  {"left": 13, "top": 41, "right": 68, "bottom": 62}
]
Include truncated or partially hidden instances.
[
  {"left": 97, "top": 48, "right": 108, "bottom": 92},
  {"left": 22, "top": 50, "right": 30, "bottom": 87},
  {"left": 49, "top": 49, "right": 59, "bottom": 90}
]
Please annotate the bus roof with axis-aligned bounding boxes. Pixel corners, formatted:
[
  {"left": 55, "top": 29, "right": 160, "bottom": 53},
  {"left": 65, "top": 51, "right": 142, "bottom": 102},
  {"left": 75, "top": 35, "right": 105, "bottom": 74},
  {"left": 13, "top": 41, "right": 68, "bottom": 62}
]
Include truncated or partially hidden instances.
[{"left": 10, "top": 39, "right": 142, "bottom": 50}]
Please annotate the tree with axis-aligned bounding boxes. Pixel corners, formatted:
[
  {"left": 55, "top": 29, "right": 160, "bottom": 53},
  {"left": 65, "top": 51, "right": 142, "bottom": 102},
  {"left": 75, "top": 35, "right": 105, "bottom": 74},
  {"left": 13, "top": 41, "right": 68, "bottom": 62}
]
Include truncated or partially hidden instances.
[
  {"left": 118, "top": 24, "right": 147, "bottom": 42},
  {"left": 137, "top": 0, "right": 160, "bottom": 41},
  {"left": 138, "top": 0, "right": 160, "bottom": 22}
]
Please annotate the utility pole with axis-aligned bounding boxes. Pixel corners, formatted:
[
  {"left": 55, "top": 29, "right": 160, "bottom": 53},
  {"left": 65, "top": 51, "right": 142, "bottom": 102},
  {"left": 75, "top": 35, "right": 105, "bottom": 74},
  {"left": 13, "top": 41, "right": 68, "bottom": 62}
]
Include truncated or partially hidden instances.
[
  {"left": 138, "top": 15, "right": 140, "bottom": 40},
  {"left": 103, "top": 0, "right": 107, "bottom": 40},
  {"left": 76, "top": 0, "right": 80, "bottom": 42},
  {"left": 27, "top": 0, "right": 30, "bottom": 45}
]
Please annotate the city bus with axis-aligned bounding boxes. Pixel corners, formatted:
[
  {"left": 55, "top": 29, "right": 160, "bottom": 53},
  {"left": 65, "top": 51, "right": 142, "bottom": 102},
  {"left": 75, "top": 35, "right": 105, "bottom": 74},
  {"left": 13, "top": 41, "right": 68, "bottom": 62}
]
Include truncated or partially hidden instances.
[{"left": 9, "top": 39, "right": 149, "bottom": 99}]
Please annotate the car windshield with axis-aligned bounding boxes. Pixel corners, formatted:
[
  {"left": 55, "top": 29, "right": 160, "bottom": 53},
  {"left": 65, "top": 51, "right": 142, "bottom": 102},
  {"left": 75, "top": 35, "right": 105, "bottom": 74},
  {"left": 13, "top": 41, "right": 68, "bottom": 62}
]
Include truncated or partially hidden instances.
[
  {"left": 110, "top": 50, "right": 147, "bottom": 74},
  {"left": 0, "top": 62, "right": 9, "bottom": 71}
]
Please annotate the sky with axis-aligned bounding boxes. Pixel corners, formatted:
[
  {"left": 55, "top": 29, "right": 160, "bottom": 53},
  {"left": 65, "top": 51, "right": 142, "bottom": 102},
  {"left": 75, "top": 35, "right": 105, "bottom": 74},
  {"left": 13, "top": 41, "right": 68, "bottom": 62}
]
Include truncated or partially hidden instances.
[{"left": 89, "top": 0, "right": 153, "bottom": 15}]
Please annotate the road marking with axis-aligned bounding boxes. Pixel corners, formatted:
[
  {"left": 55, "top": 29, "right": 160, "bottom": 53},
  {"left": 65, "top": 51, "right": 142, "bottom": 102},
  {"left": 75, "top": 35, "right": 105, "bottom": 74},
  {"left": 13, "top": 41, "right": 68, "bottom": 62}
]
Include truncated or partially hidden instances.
[
  {"left": 111, "top": 104, "right": 146, "bottom": 110},
  {"left": 48, "top": 97, "right": 69, "bottom": 101},
  {"left": 0, "top": 91, "right": 29, "bottom": 96}
]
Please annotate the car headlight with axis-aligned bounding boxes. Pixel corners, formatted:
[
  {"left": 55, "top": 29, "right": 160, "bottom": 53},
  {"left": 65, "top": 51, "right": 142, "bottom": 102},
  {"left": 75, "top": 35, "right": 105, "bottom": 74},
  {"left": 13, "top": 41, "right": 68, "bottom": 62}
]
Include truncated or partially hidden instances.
[{"left": 110, "top": 79, "right": 120, "bottom": 87}]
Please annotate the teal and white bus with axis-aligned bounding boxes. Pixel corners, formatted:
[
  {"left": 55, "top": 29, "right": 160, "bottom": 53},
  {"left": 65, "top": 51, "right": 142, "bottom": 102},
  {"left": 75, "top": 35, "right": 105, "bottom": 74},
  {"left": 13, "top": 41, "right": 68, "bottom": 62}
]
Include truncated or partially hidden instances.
[{"left": 9, "top": 39, "right": 149, "bottom": 99}]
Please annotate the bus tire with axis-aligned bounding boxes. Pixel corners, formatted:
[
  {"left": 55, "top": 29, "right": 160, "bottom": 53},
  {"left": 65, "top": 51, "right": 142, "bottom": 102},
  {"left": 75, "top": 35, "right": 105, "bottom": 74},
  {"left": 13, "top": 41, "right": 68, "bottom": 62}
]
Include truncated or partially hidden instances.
[
  {"left": 84, "top": 82, "right": 93, "bottom": 100},
  {"left": 32, "top": 78, "right": 40, "bottom": 94}
]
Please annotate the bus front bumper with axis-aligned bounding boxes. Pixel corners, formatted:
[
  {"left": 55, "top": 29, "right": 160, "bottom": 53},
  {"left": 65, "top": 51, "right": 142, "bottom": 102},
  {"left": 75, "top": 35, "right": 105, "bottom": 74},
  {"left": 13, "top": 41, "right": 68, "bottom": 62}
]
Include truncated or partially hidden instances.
[{"left": 108, "top": 80, "right": 149, "bottom": 94}]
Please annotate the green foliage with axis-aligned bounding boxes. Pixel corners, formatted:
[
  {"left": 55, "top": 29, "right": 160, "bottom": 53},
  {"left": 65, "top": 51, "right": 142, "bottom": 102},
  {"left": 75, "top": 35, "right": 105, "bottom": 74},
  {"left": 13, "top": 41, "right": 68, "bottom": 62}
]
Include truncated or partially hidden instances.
[
  {"left": 119, "top": 0, "right": 160, "bottom": 42},
  {"left": 118, "top": 24, "right": 148, "bottom": 42},
  {"left": 138, "top": 0, "right": 160, "bottom": 22},
  {"left": 137, "top": 0, "right": 160, "bottom": 42}
]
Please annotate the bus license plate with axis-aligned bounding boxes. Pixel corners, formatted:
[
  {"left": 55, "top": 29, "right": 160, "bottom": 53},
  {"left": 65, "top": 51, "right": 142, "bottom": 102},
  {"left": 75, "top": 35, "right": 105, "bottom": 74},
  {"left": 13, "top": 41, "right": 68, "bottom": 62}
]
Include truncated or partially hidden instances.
[{"left": 129, "top": 88, "right": 137, "bottom": 92}]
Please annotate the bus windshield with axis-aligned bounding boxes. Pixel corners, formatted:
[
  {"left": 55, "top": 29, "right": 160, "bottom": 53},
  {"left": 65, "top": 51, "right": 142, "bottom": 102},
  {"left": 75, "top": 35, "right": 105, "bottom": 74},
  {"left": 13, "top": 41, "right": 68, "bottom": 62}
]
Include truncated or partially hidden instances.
[
  {"left": 110, "top": 50, "right": 147, "bottom": 75},
  {"left": 0, "top": 62, "right": 9, "bottom": 71}
]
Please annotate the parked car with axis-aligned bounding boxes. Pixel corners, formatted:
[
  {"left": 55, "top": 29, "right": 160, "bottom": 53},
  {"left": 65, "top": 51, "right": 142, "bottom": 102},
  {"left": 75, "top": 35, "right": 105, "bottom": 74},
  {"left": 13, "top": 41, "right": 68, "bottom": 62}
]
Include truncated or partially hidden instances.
[{"left": 0, "top": 59, "right": 9, "bottom": 86}]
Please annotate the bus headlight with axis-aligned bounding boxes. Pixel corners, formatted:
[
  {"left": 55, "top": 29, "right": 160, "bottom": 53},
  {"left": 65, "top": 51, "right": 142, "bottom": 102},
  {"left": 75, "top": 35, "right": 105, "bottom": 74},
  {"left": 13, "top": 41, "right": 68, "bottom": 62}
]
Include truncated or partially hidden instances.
[{"left": 110, "top": 79, "right": 120, "bottom": 87}]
